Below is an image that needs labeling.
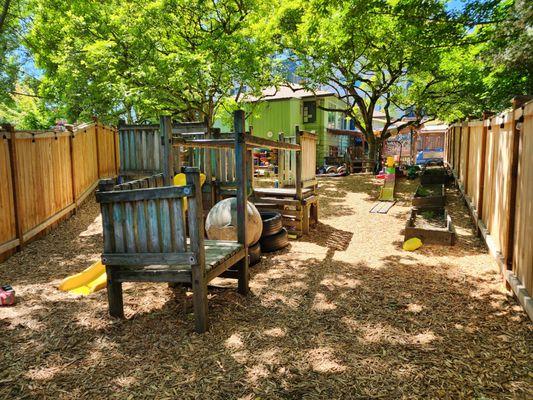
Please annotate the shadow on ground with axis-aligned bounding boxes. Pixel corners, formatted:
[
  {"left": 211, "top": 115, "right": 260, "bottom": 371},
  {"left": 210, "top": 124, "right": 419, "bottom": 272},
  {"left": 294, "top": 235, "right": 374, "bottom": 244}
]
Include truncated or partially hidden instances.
[{"left": 0, "top": 178, "right": 531, "bottom": 399}]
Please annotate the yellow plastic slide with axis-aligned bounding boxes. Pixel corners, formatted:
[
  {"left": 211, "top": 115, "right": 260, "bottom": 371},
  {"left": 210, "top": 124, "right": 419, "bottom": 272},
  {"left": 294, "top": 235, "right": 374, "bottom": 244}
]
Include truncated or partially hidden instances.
[
  {"left": 59, "top": 173, "right": 206, "bottom": 295},
  {"left": 58, "top": 260, "right": 107, "bottom": 295}
]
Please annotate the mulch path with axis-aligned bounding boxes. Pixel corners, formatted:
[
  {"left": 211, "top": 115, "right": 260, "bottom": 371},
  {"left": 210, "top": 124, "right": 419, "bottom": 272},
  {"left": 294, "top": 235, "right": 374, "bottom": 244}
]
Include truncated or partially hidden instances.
[{"left": 0, "top": 175, "right": 531, "bottom": 399}]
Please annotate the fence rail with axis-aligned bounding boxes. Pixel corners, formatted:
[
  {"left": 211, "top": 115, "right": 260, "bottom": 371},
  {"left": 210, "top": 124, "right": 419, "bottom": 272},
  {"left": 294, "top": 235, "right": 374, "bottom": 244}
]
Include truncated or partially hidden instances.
[
  {"left": 0, "top": 122, "right": 119, "bottom": 260},
  {"left": 445, "top": 98, "right": 533, "bottom": 320}
]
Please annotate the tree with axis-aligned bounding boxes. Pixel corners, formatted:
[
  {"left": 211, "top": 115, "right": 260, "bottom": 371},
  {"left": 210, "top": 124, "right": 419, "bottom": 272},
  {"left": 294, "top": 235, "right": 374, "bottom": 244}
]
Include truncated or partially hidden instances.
[
  {"left": 276, "top": 0, "right": 467, "bottom": 160},
  {"left": 28, "top": 0, "right": 278, "bottom": 127}
]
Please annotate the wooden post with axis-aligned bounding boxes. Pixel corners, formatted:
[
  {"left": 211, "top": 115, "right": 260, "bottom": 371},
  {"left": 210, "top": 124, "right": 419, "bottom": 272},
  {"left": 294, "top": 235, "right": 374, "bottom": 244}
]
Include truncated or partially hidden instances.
[
  {"left": 295, "top": 126, "right": 302, "bottom": 200},
  {"left": 204, "top": 126, "right": 213, "bottom": 207},
  {"left": 68, "top": 126, "right": 78, "bottom": 213},
  {"left": 248, "top": 125, "right": 254, "bottom": 195},
  {"left": 477, "top": 112, "right": 493, "bottom": 219},
  {"left": 160, "top": 116, "right": 174, "bottom": 186},
  {"left": 457, "top": 124, "right": 462, "bottom": 182},
  {"left": 5, "top": 125, "right": 24, "bottom": 250},
  {"left": 94, "top": 119, "right": 102, "bottom": 178},
  {"left": 463, "top": 121, "right": 471, "bottom": 196},
  {"left": 278, "top": 132, "right": 285, "bottom": 187},
  {"left": 234, "top": 110, "right": 249, "bottom": 295},
  {"left": 114, "top": 127, "right": 120, "bottom": 176},
  {"left": 505, "top": 99, "right": 524, "bottom": 269},
  {"left": 185, "top": 166, "right": 208, "bottom": 333}
]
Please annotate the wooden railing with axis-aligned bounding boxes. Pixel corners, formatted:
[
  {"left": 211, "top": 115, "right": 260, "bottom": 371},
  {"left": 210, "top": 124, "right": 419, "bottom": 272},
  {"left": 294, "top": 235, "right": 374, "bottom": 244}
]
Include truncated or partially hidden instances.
[{"left": 0, "top": 122, "right": 119, "bottom": 260}]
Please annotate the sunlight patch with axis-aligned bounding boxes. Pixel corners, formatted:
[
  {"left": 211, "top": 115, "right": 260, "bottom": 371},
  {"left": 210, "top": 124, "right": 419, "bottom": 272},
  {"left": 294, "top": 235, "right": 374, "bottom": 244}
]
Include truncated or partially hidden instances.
[
  {"left": 263, "top": 327, "right": 286, "bottom": 338},
  {"left": 308, "top": 347, "right": 346, "bottom": 373},
  {"left": 225, "top": 333, "right": 244, "bottom": 350},
  {"left": 312, "top": 292, "right": 337, "bottom": 311}
]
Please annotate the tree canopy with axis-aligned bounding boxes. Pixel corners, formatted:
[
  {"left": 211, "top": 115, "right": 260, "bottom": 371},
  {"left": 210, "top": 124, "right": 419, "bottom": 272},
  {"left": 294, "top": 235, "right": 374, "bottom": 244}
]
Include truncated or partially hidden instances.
[{"left": 0, "top": 0, "right": 530, "bottom": 131}]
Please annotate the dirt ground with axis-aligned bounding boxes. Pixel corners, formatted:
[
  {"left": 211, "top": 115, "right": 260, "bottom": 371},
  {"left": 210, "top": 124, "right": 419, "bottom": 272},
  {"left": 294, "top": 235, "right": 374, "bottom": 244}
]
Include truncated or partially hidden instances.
[{"left": 1, "top": 175, "right": 531, "bottom": 399}]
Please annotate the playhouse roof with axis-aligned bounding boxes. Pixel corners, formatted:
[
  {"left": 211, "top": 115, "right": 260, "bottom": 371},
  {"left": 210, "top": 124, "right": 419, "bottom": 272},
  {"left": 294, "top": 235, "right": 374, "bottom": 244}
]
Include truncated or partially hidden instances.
[{"left": 248, "top": 84, "right": 335, "bottom": 102}]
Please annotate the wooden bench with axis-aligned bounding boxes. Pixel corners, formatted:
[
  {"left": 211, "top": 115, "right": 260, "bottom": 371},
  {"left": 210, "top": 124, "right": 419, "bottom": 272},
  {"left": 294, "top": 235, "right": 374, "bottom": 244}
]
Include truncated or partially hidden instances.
[{"left": 96, "top": 167, "right": 249, "bottom": 333}]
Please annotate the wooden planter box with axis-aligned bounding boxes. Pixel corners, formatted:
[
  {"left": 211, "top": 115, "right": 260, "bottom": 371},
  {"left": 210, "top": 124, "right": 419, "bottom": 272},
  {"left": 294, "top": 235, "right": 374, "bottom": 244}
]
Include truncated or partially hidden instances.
[
  {"left": 419, "top": 167, "right": 448, "bottom": 185},
  {"left": 405, "top": 208, "right": 456, "bottom": 245},
  {"left": 412, "top": 184, "right": 445, "bottom": 209}
]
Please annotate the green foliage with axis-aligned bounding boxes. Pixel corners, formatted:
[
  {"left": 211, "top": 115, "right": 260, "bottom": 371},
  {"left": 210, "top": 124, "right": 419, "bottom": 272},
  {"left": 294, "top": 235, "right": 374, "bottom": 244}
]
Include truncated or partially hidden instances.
[
  {"left": 0, "top": 84, "right": 56, "bottom": 129},
  {"left": 1, "top": 0, "right": 530, "bottom": 129},
  {"left": 27, "top": 0, "right": 278, "bottom": 126},
  {"left": 275, "top": 0, "right": 466, "bottom": 158}
]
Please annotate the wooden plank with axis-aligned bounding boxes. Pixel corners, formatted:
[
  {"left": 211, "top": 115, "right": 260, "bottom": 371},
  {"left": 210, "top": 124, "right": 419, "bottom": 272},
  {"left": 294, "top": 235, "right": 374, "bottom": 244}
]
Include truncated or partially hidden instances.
[
  {"left": 234, "top": 110, "right": 249, "bottom": 295},
  {"left": 170, "top": 198, "right": 186, "bottom": 252},
  {"left": 113, "top": 268, "right": 192, "bottom": 284},
  {"left": 6, "top": 126, "right": 23, "bottom": 249},
  {"left": 112, "top": 203, "right": 125, "bottom": 252},
  {"left": 124, "top": 202, "right": 136, "bottom": 253},
  {"left": 0, "top": 238, "right": 20, "bottom": 255},
  {"left": 174, "top": 138, "right": 234, "bottom": 149},
  {"left": 160, "top": 116, "right": 174, "bottom": 185},
  {"left": 245, "top": 134, "right": 301, "bottom": 150},
  {"left": 185, "top": 167, "right": 209, "bottom": 333},
  {"left": 159, "top": 199, "right": 172, "bottom": 252},
  {"left": 206, "top": 248, "right": 246, "bottom": 282},
  {"left": 102, "top": 252, "right": 197, "bottom": 266},
  {"left": 22, "top": 203, "right": 76, "bottom": 243},
  {"left": 76, "top": 180, "right": 99, "bottom": 207},
  {"left": 96, "top": 185, "right": 193, "bottom": 203},
  {"left": 13, "top": 131, "right": 71, "bottom": 139}
]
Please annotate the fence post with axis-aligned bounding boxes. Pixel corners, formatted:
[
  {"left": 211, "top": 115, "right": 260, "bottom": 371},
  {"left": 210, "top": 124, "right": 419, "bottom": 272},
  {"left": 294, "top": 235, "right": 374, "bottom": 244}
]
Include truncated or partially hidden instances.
[
  {"left": 463, "top": 121, "right": 470, "bottom": 196},
  {"left": 93, "top": 118, "right": 101, "bottom": 178},
  {"left": 278, "top": 132, "right": 285, "bottom": 187},
  {"left": 478, "top": 111, "right": 493, "bottom": 220},
  {"left": 159, "top": 116, "right": 174, "bottom": 186},
  {"left": 5, "top": 125, "right": 24, "bottom": 250},
  {"left": 68, "top": 126, "right": 78, "bottom": 213},
  {"left": 234, "top": 109, "right": 249, "bottom": 295},
  {"left": 295, "top": 126, "right": 302, "bottom": 200},
  {"left": 113, "top": 126, "right": 120, "bottom": 176},
  {"left": 505, "top": 97, "right": 528, "bottom": 269}
]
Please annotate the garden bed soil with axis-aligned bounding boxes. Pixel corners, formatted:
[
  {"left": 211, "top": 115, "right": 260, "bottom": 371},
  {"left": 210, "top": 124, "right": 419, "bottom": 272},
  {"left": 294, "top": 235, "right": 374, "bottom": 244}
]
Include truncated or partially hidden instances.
[
  {"left": 420, "top": 166, "right": 448, "bottom": 185},
  {"left": 405, "top": 208, "right": 456, "bottom": 245},
  {"left": 412, "top": 184, "right": 445, "bottom": 208}
]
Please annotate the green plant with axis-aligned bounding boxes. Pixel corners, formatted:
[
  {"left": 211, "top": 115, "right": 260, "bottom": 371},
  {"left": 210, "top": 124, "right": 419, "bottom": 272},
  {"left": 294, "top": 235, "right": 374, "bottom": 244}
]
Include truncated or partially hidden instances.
[{"left": 421, "top": 210, "right": 435, "bottom": 219}]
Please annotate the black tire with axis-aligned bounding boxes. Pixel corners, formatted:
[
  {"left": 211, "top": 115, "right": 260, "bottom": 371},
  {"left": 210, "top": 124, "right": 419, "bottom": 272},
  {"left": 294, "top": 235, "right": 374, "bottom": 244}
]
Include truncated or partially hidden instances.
[
  {"left": 260, "top": 228, "right": 289, "bottom": 253},
  {"left": 249, "top": 241, "right": 261, "bottom": 266},
  {"left": 260, "top": 212, "right": 283, "bottom": 237}
]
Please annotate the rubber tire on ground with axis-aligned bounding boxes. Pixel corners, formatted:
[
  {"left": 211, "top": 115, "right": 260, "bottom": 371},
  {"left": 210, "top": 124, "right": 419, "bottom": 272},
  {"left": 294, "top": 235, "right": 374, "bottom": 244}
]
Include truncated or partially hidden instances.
[
  {"left": 326, "top": 165, "right": 337, "bottom": 173},
  {"left": 260, "top": 228, "right": 289, "bottom": 253},
  {"left": 260, "top": 212, "right": 283, "bottom": 238},
  {"left": 249, "top": 241, "right": 261, "bottom": 266}
]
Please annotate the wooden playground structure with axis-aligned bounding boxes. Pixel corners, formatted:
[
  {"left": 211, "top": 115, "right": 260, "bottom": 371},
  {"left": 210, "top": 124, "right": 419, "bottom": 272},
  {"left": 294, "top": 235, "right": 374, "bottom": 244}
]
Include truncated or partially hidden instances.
[
  {"left": 118, "top": 115, "right": 319, "bottom": 237},
  {"left": 97, "top": 111, "right": 320, "bottom": 331}
]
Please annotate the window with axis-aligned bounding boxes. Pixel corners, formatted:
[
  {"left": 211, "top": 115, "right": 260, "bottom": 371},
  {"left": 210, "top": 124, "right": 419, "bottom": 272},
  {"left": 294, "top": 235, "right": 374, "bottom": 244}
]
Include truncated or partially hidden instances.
[
  {"left": 329, "top": 146, "right": 339, "bottom": 157},
  {"left": 303, "top": 101, "right": 316, "bottom": 123}
]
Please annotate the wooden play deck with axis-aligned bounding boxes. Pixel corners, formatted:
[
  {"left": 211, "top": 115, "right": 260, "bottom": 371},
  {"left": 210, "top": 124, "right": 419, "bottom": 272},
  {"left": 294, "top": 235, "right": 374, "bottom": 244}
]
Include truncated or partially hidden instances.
[{"left": 253, "top": 187, "right": 314, "bottom": 198}]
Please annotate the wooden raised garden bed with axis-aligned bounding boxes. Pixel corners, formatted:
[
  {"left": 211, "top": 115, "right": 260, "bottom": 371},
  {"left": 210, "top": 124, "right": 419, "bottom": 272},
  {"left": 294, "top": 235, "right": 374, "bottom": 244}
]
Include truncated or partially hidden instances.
[
  {"left": 412, "top": 184, "right": 445, "bottom": 209},
  {"left": 405, "top": 208, "right": 456, "bottom": 245},
  {"left": 420, "top": 166, "right": 448, "bottom": 185}
]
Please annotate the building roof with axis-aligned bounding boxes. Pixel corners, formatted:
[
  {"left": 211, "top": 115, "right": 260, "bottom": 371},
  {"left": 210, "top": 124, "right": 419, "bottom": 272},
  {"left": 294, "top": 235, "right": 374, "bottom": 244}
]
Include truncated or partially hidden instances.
[
  {"left": 248, "top": 84, "right": 336, "bottom": 102},
  {"left": 419, "top": 123, "right": 448, "bottom": 133}
]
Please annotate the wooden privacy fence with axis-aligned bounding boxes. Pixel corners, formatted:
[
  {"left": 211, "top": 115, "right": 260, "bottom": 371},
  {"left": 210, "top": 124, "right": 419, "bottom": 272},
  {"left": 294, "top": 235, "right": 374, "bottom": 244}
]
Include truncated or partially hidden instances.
[
  {"left": 445, "top": 98, "right": 533, "bottom": 320},
  {"left": 0, "top": 122, "right": 119, "bottom": 260}
]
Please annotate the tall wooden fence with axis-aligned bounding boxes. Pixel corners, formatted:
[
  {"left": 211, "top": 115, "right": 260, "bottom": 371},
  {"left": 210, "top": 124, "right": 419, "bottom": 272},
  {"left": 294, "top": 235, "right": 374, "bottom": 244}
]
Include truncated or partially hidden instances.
[
  {"left": 445, "top": 99, "right": 533, "bottom": 320},
  {"left": 0, "top": 122, "right": 119, "bottom": 260}
]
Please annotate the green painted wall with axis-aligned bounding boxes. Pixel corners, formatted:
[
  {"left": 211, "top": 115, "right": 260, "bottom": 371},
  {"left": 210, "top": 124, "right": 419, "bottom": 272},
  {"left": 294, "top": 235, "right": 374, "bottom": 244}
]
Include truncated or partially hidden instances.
[
  {"left": 214, "top": 95, "right": 350, "bottom": 166},
  {"left": 248, "top": 98, "right": 301, "bottom": 139}
]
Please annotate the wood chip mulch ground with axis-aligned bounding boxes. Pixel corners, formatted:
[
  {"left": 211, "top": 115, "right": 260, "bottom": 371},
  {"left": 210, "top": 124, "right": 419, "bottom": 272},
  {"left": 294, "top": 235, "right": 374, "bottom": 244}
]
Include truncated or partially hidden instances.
[{"left": 0, "top": 175, "right": 531, "bottom": 399}]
